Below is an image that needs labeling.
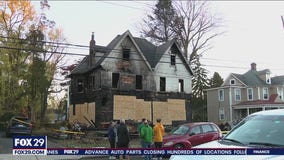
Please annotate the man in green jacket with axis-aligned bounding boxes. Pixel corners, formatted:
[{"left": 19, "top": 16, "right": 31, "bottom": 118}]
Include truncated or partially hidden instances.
[
  {"left": 138, "top": 118, "right": 146, "bottom": 147},
  {"left": 141, "top": 119, "right": 153, "bottom": 160}
]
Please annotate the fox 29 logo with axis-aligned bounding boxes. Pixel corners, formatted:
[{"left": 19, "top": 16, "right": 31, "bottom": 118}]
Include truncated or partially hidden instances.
[{"left": 13, "top": 136, "right": 47, "bottom": 149}]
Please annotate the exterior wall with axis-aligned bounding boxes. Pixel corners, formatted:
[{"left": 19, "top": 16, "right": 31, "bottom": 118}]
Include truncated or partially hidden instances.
[
  {"left": 207, "top": 88, "right": 232, "bottom": 124},
  {"left": 100, "top": 36, "right": 154, "bottom": 91},
  {"left": 154, "top": 49, "right": 192, "bottom": 93},
  {"left": 206, "top": 90, "right": 219, "bottom": 123},
  {"left": 68, "top": 102, "right": 96, "bottom": 124},
  {"left": 113, "top": 95, "right": 186, "bottom": 125}
]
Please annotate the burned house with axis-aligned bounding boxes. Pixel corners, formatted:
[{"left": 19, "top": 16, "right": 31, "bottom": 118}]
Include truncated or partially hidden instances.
[{"left": 69, "top": 30, "right": 194, "bottom": 125}]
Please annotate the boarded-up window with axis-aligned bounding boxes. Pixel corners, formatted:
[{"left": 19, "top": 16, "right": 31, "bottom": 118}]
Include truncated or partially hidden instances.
[
  {"left": 179, "top": 79, "right": 184, "bottom": 92},
  {"left": 136, "top": 75, "right": 142, "bottom": 90},
  {"left": 123, "top": 48, "right": 130, "bottom": 61},
  {"left": 160, "top": 77, "right": 166, "bottom": 92},
  {"left": 112, "top": 73, "right": 119, "bottom": 88}
]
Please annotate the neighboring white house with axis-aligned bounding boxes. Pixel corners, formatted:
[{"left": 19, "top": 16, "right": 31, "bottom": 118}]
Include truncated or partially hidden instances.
[{"left": 206, "top": 63, "right": 284, "bottom": 126}]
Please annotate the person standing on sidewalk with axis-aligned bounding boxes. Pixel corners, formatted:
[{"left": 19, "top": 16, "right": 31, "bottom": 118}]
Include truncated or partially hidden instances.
[
  {"left": 138, "top": 118, "right": 146, "bottom": 147},
  {"left": 108, "top": 121, "right": 116, "bottom": 159},
  {"left": 153, "top": 118, "right": 165, "bottom": 160},
  {"left": 117, "top": 119, "right": 130, "bottom": 160},
  {"left": 141, "top": 119, "right": 153, "bottom": 160}
]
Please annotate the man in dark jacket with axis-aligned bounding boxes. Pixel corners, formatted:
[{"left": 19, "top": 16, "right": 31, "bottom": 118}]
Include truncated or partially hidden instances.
[
  {"left": 117, "top": 119, "right": 130, "bottom": 160},
  {"left": 107, "top": 121, "right": 116, "bottom": 159},
  {"left": 108, "top": 121, "right": 116, "bottom": 148}
]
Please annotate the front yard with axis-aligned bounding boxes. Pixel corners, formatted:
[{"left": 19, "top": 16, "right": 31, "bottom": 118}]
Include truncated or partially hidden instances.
[{"left": 46, "top": 130, "right": 141, "bottom": 148}]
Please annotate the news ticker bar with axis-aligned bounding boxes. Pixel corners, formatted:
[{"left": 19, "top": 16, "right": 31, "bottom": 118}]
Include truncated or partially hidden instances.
[{"left": 12, "top": 148, "right": 284, "bottom": 155}]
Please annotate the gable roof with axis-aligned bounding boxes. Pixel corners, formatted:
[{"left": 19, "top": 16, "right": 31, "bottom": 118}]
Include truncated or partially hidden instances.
[
  {"left": 232, "top": 70, "right": 267, "bottom": 86},
  {"left": 272, "top": 76, "right": 284, "bottom": 85},
  {"left": 71, "top": 30, "right": 194, "bottom": 76},
  {"left": 224, "top": 69, "right": 284, "bottom": 87}
]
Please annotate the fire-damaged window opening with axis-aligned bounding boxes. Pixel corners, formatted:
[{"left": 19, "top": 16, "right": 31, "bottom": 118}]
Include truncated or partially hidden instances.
[
  {"left": 77, "top": 79, "right": 83, "bottom": 92},
  {"left": 160, "top": 77, "right": 166, "bottom": 92},
  {"left": 122, "top": 48, "right": 130, "bottom": 61},
  {"left": 179, "top": 79, "right": 184, "bottom": 92},
  {"left": 136, "top": 75, "right": 142, "bottom": 90},
  {"left": 170, "top": 54, "right": 176, "bottom": 65},
  {"left": 72, "top": 104, "right": 76, "bottom": 115},
  {"left": 112, "top": 73, "right": 120, "bottom": 88}
]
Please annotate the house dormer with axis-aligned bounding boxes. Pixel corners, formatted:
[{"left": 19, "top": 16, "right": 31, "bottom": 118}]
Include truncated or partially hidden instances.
[
  {"left": 251, "top": 63, "right": 271, "bottom": 84},
  {"left": 266, "top": 73, "right": 271, "bottom": 84},
  {"left": 258, "top": 69, "right": 271, "bottom": 84}
]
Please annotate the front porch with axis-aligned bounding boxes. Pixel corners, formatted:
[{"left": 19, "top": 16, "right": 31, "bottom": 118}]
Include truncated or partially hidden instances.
[{"left": 233, "top": 105, "right": 284, "bottom": 124}]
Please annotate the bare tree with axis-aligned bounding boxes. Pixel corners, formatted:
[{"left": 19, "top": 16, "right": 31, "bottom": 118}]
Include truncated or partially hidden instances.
[{"left": 139, "top": 0, "right": 223, "bottom": 121}]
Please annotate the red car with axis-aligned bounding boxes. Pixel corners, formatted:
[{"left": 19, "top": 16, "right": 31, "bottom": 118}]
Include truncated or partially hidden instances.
[{"left": 163, "top": 122, "right": 222, "bottom": 148}]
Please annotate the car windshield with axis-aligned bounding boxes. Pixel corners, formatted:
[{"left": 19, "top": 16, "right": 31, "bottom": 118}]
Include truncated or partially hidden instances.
[
  {"left": 224, "top": 114, "right": 284, "bottom": 147},
  {"left": 170, "top": 125, "right": 189, "bottom": 135}
]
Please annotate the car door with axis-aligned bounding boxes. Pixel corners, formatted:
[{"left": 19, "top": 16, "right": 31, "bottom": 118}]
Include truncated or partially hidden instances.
[
  {"left": 188, "top": 125, "right": 202, "bottom": 147},
  {"left": 200, "top": 124, "right": 218, "bottom": 144}
]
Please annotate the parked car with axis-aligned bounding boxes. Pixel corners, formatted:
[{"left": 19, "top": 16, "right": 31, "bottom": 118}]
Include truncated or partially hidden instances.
[
  {"left": 163, "top": 122, "right": 222, "bottom": 148},
  {"left": 6, "top": 116, "right": 32, "bottom": 137},
  {"left": 169, "top": 109, "right": 284, "bottom": 160}
]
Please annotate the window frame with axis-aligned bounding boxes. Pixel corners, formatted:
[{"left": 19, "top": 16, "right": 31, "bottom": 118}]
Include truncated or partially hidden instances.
[
  {"left": 112, "top": 73, "right": 120, "bottom": 88},
  {"left": 178, "top": 79, "right": 184, "bottom": 92},
  {"left": 122, "top": 48, "right": 130, "bottom": 61},
  {"left": 170, "top": 54, "right": 176, "bottom": 65},
  {"left": 160, "top": 77, "right": 166, "bottom": 92},
  {"left": 218, "top": 89, "right": 224, "bottom": 101},
  {"left": 247, "top": 88, "right": 253, "bottom": 101},
  {"left": 277, "top": 87, "right": 283, "bottom": 100},
  {"left": 135, "top": 75, "right": 143, "bottom": 90},
  {"left": 263, "top": 87, "right": 269, "bottom": 100},
  {"left": 234, "top": 88, "right": 241, "bottom": 101},
  {"left": 219, "top": 107, "right": 225, "bottom": 121},
  {"left": 230, "top": 79, "right": 235, "bottom": 85}
]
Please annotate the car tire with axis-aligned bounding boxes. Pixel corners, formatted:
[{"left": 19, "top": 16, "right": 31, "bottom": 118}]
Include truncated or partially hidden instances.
[{"left": 173, "top": 144, "right": 184, "bottom": 149}]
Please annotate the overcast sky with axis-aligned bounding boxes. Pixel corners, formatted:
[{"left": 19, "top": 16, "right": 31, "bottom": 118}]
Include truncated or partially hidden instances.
[{"left": 34, "top": 1, "right": 284, "bottom": 79}]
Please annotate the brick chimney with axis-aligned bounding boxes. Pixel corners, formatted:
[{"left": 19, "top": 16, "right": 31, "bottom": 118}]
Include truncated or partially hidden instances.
[
  {"left": 251, "top": 63, "right": 256, "bottom": 71},
  {"left": 89, "top": 32, "right": 96, "bottom": 67}
]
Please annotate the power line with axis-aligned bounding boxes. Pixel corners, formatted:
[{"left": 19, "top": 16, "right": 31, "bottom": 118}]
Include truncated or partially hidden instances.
[
  {"left": 96, "top": 1, "right": 146, "bottom": 11},
  {"left": 2, "top": 36, "right": 284, "bottom": 72},
  {"left": 0, "top": 46, "right": 187, "bottom": 65},
  {"left": 0, "top": 36, "right": 89, "bottom": 49}
]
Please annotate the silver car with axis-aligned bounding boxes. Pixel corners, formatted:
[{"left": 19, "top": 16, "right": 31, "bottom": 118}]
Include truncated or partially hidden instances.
[{"left": 170, "top": 109, "right": 284, "bottom": 160}]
